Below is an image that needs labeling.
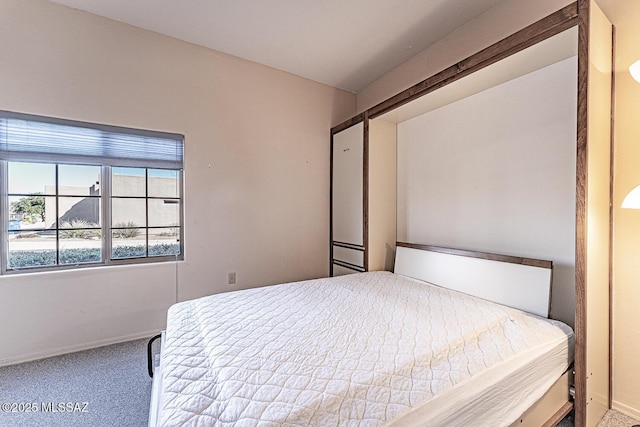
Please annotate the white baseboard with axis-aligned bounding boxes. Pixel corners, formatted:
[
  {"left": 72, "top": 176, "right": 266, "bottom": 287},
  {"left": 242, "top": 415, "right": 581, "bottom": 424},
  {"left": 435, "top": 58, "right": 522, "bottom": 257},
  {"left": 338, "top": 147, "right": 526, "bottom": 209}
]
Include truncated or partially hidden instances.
[
  {"left": 612, "top": 400, "right": 640, "bottom": 421},
  {"left": 0, "top": 329, "right": 162, "bottom": 368}
]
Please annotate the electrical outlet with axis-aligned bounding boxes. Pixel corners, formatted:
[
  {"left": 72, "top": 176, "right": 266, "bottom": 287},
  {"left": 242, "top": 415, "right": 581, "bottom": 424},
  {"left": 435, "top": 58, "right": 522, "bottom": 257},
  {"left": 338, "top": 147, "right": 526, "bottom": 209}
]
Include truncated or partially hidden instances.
[{"left": 228, "top": 272, "right": 236, "bottom": 285}]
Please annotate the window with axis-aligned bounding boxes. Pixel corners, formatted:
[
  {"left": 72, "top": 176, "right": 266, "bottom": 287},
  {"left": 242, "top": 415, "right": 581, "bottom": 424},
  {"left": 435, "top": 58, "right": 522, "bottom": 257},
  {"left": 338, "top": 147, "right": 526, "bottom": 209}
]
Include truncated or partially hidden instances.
[
  {"left": 111, "top": 167, "right": 181, "bottom": 260},
  {"left": 0, "top": 111, "right": 184, "bottom": 274}
]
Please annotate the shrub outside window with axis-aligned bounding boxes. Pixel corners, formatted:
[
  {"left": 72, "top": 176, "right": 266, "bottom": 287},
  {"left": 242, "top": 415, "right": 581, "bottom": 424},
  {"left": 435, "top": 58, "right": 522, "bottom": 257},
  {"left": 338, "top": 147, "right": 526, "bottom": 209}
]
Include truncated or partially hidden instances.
[{"left": 0, "top": 111, "right": 184, "bottom": 274}]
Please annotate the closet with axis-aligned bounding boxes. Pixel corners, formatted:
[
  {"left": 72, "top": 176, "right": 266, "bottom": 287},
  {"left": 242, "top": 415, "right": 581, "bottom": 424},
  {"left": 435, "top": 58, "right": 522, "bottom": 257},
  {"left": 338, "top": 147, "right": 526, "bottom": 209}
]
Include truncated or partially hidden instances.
[
  {"left": 330, "top": 117, "right": 396, "bottom": 276},
  {"left": 329, "top": 1, "right": 612, "bottom": 426}
]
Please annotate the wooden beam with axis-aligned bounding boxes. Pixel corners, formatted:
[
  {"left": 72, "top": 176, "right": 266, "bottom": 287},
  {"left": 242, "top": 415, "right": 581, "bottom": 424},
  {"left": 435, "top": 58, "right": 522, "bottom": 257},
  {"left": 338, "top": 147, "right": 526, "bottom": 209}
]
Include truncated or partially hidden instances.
[
  {"left": 574, "top": 0, "right": 590, "bottom": 425},
  {"left": 368, "top": 3, "right": 579, "bottom": 119},
  {"left": 395, "top": 242, "right": 553, "bottom": 269}
]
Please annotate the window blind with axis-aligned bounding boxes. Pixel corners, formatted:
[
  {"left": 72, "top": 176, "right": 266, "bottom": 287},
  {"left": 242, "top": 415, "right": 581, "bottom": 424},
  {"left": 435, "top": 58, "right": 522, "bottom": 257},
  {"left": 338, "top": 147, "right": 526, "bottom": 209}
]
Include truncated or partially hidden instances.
[{"left": 0, "top": 111, "right": 184, "bottom": 169}]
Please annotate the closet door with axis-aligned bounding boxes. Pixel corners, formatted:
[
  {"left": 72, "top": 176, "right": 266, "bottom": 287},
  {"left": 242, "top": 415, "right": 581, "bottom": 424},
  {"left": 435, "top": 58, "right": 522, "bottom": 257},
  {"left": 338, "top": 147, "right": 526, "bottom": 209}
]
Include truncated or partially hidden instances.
[{"left": 331, "top": 121, "right": 365, "bottom": 275}]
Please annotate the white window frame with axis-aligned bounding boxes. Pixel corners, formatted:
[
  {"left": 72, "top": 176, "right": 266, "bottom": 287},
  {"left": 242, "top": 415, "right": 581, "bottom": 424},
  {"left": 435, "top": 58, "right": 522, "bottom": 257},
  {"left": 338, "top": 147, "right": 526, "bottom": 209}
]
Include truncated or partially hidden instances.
[{"left": 0, "top": 111, "right": 184, "bottom": 275}]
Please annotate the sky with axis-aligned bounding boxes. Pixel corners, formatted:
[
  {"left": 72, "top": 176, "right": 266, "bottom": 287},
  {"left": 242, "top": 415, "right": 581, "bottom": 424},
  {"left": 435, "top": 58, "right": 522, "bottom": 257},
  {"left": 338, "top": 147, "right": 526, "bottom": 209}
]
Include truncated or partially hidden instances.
[
  {"left": 9, "top": 163, "right": 99, "bottom": 195},
  {"left": 8, "top": 162, "right": 177, "bottom": 195}
]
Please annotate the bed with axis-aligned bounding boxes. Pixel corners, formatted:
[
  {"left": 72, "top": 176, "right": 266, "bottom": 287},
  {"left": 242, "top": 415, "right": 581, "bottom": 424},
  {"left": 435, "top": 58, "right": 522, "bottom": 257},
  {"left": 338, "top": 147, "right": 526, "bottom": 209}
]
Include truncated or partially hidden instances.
[{"left": 148, "top": 242, "right": 574, "bottom": 426}]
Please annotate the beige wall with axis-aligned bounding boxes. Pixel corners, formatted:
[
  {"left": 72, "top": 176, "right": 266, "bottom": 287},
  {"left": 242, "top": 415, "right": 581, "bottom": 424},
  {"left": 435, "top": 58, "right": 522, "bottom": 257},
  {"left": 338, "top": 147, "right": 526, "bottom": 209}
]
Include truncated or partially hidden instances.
[
  {"left": 357, "top": 0, "right": 573, "bottom": 112},
  {"left": 0, "top": 0, "right": 355, "bottom": 364},
  {"left": 605, "top": 0, "right": 640, "bottom": 419},
  {"left": 585, "top": 3, "right": 613, "bottom": 424},
  {"left": 367, "top": 119, "right": 397, "bottom": 272}
]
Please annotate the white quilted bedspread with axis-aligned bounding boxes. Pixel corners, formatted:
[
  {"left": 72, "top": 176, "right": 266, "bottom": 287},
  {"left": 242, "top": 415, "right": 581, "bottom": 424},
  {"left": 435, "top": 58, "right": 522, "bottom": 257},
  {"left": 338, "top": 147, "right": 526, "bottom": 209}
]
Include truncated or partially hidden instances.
[{"left": 158, "top": 271, "right": 572, "bottom": 426}]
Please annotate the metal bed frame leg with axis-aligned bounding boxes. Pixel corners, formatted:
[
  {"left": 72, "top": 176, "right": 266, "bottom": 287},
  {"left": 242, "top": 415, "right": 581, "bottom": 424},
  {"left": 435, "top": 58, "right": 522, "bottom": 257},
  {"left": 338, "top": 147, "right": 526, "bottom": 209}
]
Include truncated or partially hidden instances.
[{"left": 147, "top": 333, "right": 162, "bottom": 378}]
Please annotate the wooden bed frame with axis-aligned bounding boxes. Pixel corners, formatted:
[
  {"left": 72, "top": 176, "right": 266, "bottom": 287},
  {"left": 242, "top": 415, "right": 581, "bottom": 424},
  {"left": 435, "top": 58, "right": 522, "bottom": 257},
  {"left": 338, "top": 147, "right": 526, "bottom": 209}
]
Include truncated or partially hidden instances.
[
  {"left": 394, "top": 242, "right": 573, "bottom": 426},
  {"left": 149, "top": 241, "right": 573, "bottom": 426}
]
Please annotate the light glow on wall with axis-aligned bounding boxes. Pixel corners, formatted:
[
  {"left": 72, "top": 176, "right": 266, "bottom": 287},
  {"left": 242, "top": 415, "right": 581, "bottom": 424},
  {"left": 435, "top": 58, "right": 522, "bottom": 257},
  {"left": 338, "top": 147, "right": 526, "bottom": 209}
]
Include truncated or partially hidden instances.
[{"left": 630, "top": 59, "right": 640, "bottom": 83}]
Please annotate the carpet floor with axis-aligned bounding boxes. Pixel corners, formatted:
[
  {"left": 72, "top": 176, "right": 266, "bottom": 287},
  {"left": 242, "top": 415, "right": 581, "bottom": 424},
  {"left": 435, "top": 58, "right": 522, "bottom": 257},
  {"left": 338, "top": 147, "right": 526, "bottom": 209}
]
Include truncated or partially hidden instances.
[
  {"left": 598, "top": 410, "right": 640, "bottom": 427},
  {"left": 0, "top": 338, "right": 152, "bottom": 427},
  {"left": 0, "top": 338, "right": 633, "bottom": 427}
]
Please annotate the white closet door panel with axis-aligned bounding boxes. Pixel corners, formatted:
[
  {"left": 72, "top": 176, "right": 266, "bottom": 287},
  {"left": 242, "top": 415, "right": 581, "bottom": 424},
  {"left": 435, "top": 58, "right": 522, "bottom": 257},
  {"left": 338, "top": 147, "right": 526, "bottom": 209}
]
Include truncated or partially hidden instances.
[
  {"left": 333, "top": 245, "right": 364, "bottom": 268},
  {"left": 332, "top": 122, "right": 364, "bottom": 246},
  {"left": 332, "top": 264, "right": 360, "bottom": 276}
]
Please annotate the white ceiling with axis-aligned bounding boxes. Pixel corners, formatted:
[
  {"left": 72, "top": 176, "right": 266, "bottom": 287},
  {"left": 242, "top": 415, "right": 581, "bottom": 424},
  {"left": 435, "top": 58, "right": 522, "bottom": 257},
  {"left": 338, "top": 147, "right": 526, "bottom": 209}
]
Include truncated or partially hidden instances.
[{"left": 49, "top": 0, "right": 504, "bottom": 93}]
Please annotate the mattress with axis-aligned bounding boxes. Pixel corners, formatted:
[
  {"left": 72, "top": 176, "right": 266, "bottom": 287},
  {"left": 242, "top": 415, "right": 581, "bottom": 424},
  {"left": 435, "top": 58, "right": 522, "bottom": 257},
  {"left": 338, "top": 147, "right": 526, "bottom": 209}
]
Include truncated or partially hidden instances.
[{"left": 157, "top": 271, "right": 574, "bottom": 426}]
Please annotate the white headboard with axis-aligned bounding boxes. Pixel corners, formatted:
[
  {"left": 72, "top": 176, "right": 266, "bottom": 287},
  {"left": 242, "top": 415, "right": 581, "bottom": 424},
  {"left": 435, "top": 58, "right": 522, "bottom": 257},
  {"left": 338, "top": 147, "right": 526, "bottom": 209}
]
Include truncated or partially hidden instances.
[{"left": 394, "top": 242, "right": 553, "bottom": 318}]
